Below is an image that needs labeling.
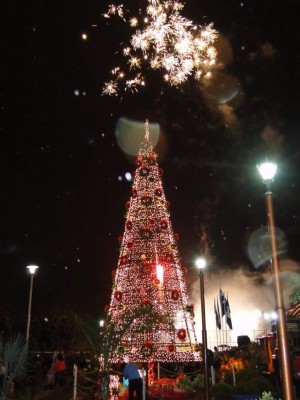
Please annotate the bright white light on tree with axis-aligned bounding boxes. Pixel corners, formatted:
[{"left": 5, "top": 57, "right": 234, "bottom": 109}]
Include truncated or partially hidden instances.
[
  {"left": 156, "top": 264, "right": 164, "bottom": 284},
  {"left": 125, "top": 172, "right": 132, "bottom": 181},
  {"left": 257, "top": 162, "right": 277, "bottom": 181}
]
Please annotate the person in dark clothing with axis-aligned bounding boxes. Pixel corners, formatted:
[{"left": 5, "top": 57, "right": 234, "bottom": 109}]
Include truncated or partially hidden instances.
[{"left": 123, "top": 362, "right": 143, "bottom": 400}]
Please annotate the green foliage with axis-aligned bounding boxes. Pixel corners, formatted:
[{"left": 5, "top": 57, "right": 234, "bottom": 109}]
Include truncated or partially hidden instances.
[
  {"left": 176, "top": 375, "right": 194, "bottom": 392},
  {"left": 234, "top": 369, "right": 274, "bottom": 395},
  {"left": 0, "top": 333, "right": 28, "bottom": 398},
  {"left": 211, "top": 382, "right": 235, "bottom": 400},
  {"left": 54, "top": 309, "right": 101, "bottom": 354},
  {"left": 101, "top": 305, "right": 171, "bottom": 400},
  {"left": 256, "top": 392, "right": 281, "bottom": 400},
  {"left": 192, "top": 374, "right": 204, "bottom": 390},
  {"left": 257, "top": 392, "right": 275, "bottom": 400},
  {"left": 289, "top": 288, "right": 300, "bottom": 306},
  {"left": 0, "top": 333, "right": 28, "bottom": 381},
  {"left": 176, "top": 374, "right": 204, "bottom": 392}
]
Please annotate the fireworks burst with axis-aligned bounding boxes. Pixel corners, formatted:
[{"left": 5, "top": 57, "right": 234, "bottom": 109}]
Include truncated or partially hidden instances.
[{"left": 102, "top": 0, "right": 218, "bottom": 95}]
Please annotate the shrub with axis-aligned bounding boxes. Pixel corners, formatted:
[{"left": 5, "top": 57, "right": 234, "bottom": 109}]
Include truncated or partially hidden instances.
[
  {"left": 211, "top": 382, "right": 235, "bottom": 400},
  {"left": 176, "top": 375, "right": 194, "bottom": 392},
  {"left": 234, "top": 369, "right": 275, "bottom": 395},
  {"left": 256, "top": 392, "right": 281, "bottom": 400},
  {"left": 176, "top": 374, "right": 204, "bottom": 392},
  {"left": 192, "top": 374, "right": 204, "bottom": 390}
]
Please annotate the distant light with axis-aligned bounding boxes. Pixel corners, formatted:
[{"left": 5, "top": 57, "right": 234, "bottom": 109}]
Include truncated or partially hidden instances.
[
  {"left": 195, "top": 257, "right": 206, "bottom": 270},
  {"left": 74, "top": 90, "right": 80, "bottom": 96},
  {"left": 257, "top": 161, "right": 277, "bottom": 181},
  {"left": 254, "top": 309, "right": 263, "bottom": 318},
  {"left": 271, "top": 312, "right": 278, "bottom": 320},
  {"left": 82, "top": 33, "right": 88, "bottom": 40},
  {"left": 118, "top": 176, "right": 123, "bottom": 181},
  {"left": 27, "top": 265, "right": 39, "bottom": 275},
  {"left": 125, "top": 172, "right": 132, "bottom": 182},
  {"left": 99, "top": 320, "right": 105, "bottom": 328},
  {"left": 44, "top": 317, "right": 48, "bottom": 322}
]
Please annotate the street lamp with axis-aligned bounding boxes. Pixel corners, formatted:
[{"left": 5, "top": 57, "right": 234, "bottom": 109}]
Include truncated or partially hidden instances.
[
  {"left": 26, "top": 265, "right": 39, "bottom": 344},
  {"left": 257, "top": 161, "right": 294, "bottom": 400},
  {"left": 195, "top": 257, "right": 209, "bottom": 400}
]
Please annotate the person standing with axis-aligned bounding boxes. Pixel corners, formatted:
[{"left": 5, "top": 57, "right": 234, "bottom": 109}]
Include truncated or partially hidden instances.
[{"left": 123, "top": 362, "right": 143, "bottom": 400}]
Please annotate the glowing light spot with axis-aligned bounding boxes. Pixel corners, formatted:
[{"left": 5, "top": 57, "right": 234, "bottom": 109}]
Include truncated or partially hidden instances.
[
  {"left": 81, "top": 33, "right": 88, "bottom": 40},
  {"left": 156, "top": 264, "right": 164, "bottom": 284}
]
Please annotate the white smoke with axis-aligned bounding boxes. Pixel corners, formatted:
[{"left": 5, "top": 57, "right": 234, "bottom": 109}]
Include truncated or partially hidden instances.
[{"left": 189, "top": 258, "right": 300, "bottom": 349}]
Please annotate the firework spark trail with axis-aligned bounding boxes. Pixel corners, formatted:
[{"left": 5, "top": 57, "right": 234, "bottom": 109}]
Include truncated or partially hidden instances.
[{"left": 102, "top": 0, "right": 218, "bottom": 95}]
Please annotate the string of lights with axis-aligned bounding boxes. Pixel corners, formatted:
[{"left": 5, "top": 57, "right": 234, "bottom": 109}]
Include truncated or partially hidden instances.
[{"left": 107, "top": 122, "right": 201, "bottom": 362}]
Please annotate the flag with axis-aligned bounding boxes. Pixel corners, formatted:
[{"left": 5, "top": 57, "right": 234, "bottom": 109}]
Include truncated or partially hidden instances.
[
  {"left": 220, "top": 289, "right": 226, "bottom": 317},
  {"left": 217, "top": 298, "right": 222, "bottom": 329},
  {"left": 225, "top": 297, "right": 233, "bottom": 330},
  {"left": 214, "top": 298, "right": 221, "bottom": 330}
]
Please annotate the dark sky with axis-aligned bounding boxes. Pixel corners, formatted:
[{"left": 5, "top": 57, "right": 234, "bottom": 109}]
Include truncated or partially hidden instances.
[{"left": 1, "top": 0, "right": 300, "bottom": 331}]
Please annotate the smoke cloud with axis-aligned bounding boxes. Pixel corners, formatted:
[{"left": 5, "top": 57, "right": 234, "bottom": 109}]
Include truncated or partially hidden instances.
[{"left": 189, "top": 258, "right": 300, "bottom": 349}]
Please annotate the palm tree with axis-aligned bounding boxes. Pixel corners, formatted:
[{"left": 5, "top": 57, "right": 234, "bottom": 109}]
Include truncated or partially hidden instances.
[
  {"left": 0, "top": 333, "right": 28, "bottom": 398},
  {"left": 100, "top": 304, "right": 171, "bottom": 400}
]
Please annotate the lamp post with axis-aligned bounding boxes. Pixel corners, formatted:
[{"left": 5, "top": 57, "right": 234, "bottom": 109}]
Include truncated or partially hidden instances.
[
  {"left": 26, "top": 265, "right": 39, "bottom": 344},
  {"left": 196, "top": 257, "right": 209, "bottom": 400},
  {"left": 257, "top": 161, "right": 294, "bottom": 400}
]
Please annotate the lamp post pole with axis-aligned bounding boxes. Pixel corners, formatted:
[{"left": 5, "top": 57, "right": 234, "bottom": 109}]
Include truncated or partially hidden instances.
[
  {"left": 196, "top": 258, "right": 209, "bottom": 400},
  {"left": 26, "top": 265, "right": 39, "bottom": 344},
  {"left": 258, "top": 162, "right": 294, "bottom": 400}
]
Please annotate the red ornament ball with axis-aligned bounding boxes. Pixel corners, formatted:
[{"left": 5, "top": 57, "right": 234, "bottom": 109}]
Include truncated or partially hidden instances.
[
  {"left": 114, "top": 291, "right": 122, "bottom": 302},
  {"left": 160, "top": 219, "right": 168, "bottom": 230},
  {"left": 126, "top": 220, "right": 133, "bottom": 230},
  {"left": 177, "top": 328, "right": 187, "bottom": 341},
  {"left": 167, "top": 344, "right": 175, "bottom": 352},
  {"left": 171, "top": 289, "right": 179, "bottom": 301},
  {"left": 152, "top": 278, "right": 160, "bottom": 286},
  {"left": 155, "top": 188, "right": 163, "bottom": 197}
]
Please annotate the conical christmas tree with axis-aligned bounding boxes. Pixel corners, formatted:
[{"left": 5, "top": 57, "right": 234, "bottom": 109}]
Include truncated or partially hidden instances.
[{"left": 107, "top": 122, "right": 201, "bottom": 363}]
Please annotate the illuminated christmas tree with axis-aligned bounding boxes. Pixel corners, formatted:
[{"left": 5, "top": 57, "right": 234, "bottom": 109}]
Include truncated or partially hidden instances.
[{"left": 106, "top": 122, "right": 200, "bottom": 363}]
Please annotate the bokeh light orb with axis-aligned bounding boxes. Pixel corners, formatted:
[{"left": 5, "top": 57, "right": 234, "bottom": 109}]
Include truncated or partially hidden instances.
[
  {"left": 214, "top": 34, "right": 234, "bottom": 68},
  {"left": 204, "top": 72, "right": 240, "bottom": 104},
  {"left": 115, "top": 117, "right": 160, "bottom": 157},
  {"left": 248, "top": 226, "right": 288, "bottom": 268}
]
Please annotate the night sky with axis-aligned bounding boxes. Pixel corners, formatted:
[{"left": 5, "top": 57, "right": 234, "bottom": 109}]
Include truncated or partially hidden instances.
[{"left": 2, "top": 0, "right": 300, "bottom": 333}]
